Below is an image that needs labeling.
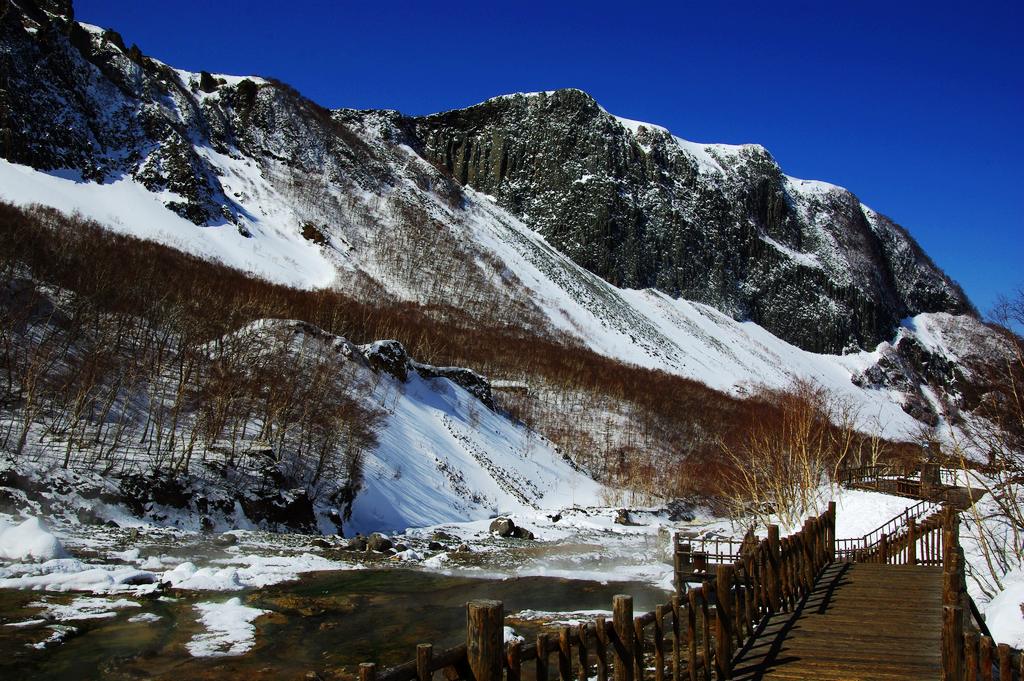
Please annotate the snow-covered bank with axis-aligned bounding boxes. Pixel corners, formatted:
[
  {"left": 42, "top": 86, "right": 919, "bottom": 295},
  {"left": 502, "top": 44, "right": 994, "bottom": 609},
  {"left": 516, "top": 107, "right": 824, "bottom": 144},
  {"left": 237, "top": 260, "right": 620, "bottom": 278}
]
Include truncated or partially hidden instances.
[{"left": 0, "top": 517, "right": 66, "bottom": 561}]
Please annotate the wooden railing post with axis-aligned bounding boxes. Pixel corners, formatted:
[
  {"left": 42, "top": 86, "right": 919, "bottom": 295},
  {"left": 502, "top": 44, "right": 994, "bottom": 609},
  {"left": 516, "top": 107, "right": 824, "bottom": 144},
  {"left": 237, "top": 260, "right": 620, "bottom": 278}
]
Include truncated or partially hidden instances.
[
  {"left": 943, "top": 605, "right": 965, "bottom": 681},
  {"left": 417, "top": 644, "right": 433, "bottom": 681},
  {"left": 767, "top": 525, "right": 781, "bottom": 613},
  {"left": 879, "top": 533, "right": 889, "bottom": 564},
  {"left": 613, "top": 595, "right": 635, "bottom": 681},
  {"left": 360, "top": 663, "right": 377, "bottom": 681},
  {"left": 827, "top": 501, "right": 836, "bottom": 563},
  {"left": 467, "top": 600, "right": 503, "bottom": 681},
  {"left": 908, "top": 518, "right": 918, "bottom": 566},
  {"left": 715, "top": 565, "right": 734, "bottom": 679},
  {"left": 979, "top": 637, "right": 994, "bottom": 681},
  {"left": 964, "top": 632, "right": 978, "bottom": 681}
]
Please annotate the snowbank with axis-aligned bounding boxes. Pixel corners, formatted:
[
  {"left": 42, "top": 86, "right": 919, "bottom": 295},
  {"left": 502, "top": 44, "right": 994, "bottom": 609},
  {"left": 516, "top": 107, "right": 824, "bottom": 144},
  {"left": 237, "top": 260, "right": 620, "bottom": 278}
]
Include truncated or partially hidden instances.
[
  {"left": 984, "top": 571, "right": 1024, "bottom": 649},
  {"left": 0, "top": 516, "right": 67, "bottom": 561}
]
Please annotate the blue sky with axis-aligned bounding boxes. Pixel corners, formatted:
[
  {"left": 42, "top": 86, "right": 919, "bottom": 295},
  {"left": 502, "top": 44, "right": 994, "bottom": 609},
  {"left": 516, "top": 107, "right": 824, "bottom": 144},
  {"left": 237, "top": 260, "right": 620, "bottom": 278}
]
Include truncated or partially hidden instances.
[{"left": 76, "top": 0, "right": 1023, "bottom": 316}]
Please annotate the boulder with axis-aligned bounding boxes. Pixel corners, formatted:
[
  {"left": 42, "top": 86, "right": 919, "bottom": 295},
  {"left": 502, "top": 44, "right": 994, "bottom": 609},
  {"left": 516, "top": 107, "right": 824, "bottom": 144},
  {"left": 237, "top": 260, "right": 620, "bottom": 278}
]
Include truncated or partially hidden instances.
[
  {"left": 614, "top": 509, "right": 632, "bottom": 525},
  {"left": 489, "top": 518, "right": 516, "bottom": 537},
  {"left": 427, "top": 541, "right": 445, "bottom": 551},
  {"left": 213, "top": 533, "right": 238, "bottom": 547},
  {"left": 511, "top": 526, "right": 535, "bottom": 540},
  {"left": 346, "top": 535, "right": 368, "bottom": 551},
  {"left": 367, "top": 533, "right": 393, "bottom": 552}
]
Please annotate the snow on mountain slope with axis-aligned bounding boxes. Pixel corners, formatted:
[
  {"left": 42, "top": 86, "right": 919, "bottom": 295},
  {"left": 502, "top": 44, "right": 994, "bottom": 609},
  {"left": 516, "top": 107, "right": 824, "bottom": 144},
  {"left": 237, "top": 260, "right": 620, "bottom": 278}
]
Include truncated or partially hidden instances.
[
  {"left": 0, "top": 148, "right": 946, "bottom": 441},
  {"left": 0, "top": 158, "right": 336, "bottom": 289},
  {"left": 351, "top": 368, "right": 602, "bottom": 533}
]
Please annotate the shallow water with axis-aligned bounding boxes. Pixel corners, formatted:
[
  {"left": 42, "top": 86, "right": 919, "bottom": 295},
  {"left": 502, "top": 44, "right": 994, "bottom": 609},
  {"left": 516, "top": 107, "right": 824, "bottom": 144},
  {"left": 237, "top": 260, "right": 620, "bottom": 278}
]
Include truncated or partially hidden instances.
[{"left": 0, "top": 568, "right": 670, "bottom": 680}]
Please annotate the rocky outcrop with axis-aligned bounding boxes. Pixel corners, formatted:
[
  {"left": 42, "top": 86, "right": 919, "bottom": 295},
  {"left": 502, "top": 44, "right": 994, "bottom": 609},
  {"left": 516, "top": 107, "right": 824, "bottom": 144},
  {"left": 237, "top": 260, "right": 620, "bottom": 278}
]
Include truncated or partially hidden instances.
[
  {"left": 360, "top": 340, "right": 494, "bottom": 408},
  {"left": 409, "top": 90, "right": 974, "bottom": 352}
]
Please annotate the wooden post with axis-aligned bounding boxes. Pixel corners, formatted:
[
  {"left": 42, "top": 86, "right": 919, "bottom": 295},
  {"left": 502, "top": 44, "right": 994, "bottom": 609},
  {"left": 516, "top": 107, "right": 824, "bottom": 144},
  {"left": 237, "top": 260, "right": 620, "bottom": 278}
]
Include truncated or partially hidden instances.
[
  {"left": 595, "top": 617, "right": 609, "bottom": 681},
  {"left": 979, "top": 637, "right": 994, "bottom": 681},
  {"left": 538, "top": 633, "right": 550, "bottom": 681},
  {"left": 943, "top": 605, "right": 964, "bottom": 681},
  {"left": 998, "top": 644, "right": 1012, "bottom": 681},
  {"left": 559, "top": 627, "right": 573, "bottom": 681},
  {"left": 633, "top": 617, "right": 645, "bottom": 681},
  {"left": 715, "top": 565, "right": 733, "bottom": 680},
  {"left": 767, "top": 525, "right": 781, "bottom": 613},
  {"left": 417, "top": 644, "right": 433, "bottom": 681},
  {"left": 879, "top": 533, "right": 889, "bottom": 564},
  {"left": 670, "top": 596, "right": 681, "bottom": 681},
  {"left": 508, "top": 641, "right": 522, "bottom": 681},
  {"left": 578, "top": 622, "right": 589, "bottom": 681},
  {"left": 686, "top": 590, "right": 699, "bottom": 681},
  {"left": 944, "top": 549, "right": 961, "bottom": 607},
  {"left": 913, "top": 518, "right": 921, "bottom": 565},
  {"left": 964, "top": 632, "right": 978, "bottom": 681},
  {"left": 654, "top": 604, "right": 665, "bottom": 681},
  {"left": 360, "top": 663, "right": 377, "bottom": 681},
  {"left": 613, "top": 595, "right": 635, "bottom": 681},
  {"left": 699, "top": 584, "right": 712, "bottom": 681},
  {"left": 467, "top": 600, "right": 504, "bottom": 681},
  {"left": 827, "top": 501, "right": 836, "bottom": 562}
]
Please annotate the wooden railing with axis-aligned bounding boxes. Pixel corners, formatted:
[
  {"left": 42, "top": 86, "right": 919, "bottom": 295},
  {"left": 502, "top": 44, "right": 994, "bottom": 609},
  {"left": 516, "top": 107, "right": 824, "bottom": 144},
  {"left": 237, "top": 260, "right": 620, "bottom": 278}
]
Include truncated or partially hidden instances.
[
  {"left": 360, "top": 506, "right": 837, "bottom": 681},
  {"left": 838, "top": 462, "right": 961, "bottom": 501},
  {"left": 836, "top": 504, "right": 946, "bottom": 565},
  {"left": 939, "top": 510, "right": 1024, "bottom": 681}
]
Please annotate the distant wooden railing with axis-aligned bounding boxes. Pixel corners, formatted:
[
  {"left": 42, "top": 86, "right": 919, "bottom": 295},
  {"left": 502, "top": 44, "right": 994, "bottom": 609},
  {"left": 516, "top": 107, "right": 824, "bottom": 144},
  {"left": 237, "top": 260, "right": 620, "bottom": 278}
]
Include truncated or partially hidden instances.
[
  {"left": 838, "top": 462, "right": 960, "bottom": 500},
  {"left": 359, "top": 506, "right": 837, "bottom": 681}
]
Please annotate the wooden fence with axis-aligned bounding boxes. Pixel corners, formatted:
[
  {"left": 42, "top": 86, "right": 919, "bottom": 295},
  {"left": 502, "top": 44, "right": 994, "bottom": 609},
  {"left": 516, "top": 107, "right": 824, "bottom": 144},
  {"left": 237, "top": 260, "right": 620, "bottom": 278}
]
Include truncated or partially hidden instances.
[
  {"left": 360, "top": 504, "right": 1024, "bottom": 681},
  {"left": 838, "top": 463, "right": 960, "bottom": 499},
  {"left": 359, "top": 505, "right": 836, "bottom": 681}
]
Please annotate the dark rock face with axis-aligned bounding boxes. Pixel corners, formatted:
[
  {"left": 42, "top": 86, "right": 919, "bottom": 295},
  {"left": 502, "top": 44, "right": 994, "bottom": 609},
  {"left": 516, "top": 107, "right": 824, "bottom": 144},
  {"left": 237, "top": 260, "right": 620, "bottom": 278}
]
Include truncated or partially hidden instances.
[{"left": 410, "top": 90, "right": 974, "bottom": 352}]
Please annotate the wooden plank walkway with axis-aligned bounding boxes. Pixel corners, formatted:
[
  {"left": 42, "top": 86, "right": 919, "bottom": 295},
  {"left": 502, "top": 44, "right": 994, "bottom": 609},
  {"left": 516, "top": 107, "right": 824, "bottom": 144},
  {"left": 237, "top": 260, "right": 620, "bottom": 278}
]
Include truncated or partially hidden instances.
[{"left": 731, "top": 562, "right": 944, "bottom": 680}]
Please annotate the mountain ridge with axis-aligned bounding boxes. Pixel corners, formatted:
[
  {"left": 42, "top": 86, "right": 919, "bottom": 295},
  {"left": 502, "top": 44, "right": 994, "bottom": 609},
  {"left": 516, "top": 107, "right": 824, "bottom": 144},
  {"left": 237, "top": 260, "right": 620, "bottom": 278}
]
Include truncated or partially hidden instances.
[{"left": 0, "top": 0, "right": 996, "bottom": 447}]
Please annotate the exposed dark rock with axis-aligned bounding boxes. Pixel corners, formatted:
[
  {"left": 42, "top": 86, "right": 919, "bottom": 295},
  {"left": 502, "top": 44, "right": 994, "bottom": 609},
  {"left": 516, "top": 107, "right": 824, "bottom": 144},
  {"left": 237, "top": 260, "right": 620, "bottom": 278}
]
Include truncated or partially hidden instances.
[
  {"left": 410, "top": 90, "right": 974, "bottom": 353},
  {"left": 614, "top": 509, "right": 632, "bottom": 525},
  {"left": 427, "top": 541, "right": 445, "bottom": 551},
  {"left": 366, "top": 533, "right": 393, "bottom": 552},
  {"left": 346, "top": 535, "right": 368, "bottom": 551},
  {"left": 311, "top": 538, "right": 332, "bottom": 549},
  {"left": 489, "top": 517, "right": 515, "bottom": 537},
  {"left": 511, "top": 526, "right": 535, "bottom": 540},
  {"left": 213, "top": 533, "right": 238, "bottom": 547}
]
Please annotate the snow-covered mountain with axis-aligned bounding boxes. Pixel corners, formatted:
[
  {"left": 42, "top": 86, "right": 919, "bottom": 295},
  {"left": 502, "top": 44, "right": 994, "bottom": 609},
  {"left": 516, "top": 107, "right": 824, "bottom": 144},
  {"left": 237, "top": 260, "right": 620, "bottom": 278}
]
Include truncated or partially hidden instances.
[{"left": 0, "top": 0, "right": 1007, "bottom": 522}]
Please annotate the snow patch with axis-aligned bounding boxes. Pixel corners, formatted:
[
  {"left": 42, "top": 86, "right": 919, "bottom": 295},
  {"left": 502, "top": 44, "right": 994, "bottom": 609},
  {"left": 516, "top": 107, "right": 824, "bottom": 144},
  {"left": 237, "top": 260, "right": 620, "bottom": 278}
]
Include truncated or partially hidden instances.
[{"left": 186, "top": 597, "right": 268, "bottom": 657}]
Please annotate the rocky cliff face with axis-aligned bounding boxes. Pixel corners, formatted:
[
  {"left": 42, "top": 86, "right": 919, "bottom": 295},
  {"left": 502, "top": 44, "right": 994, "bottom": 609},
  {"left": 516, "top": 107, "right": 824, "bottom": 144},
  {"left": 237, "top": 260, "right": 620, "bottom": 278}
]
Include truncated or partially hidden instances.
[
  {"left": 0, "top": 0, "right": 974, "bottom": 360},
  {"left": 410, "top": 90, "right": 973, "bottom": 352}
]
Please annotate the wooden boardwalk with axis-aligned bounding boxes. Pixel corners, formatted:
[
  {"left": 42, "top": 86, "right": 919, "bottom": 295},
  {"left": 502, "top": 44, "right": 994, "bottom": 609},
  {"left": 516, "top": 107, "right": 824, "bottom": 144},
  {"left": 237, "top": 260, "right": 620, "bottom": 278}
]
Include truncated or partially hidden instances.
[{"left": 731, "top": 562, "right": 943, "bottom": 680}]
